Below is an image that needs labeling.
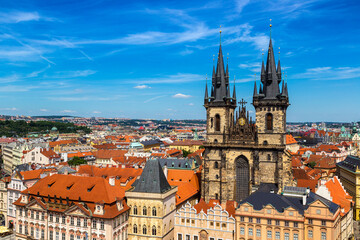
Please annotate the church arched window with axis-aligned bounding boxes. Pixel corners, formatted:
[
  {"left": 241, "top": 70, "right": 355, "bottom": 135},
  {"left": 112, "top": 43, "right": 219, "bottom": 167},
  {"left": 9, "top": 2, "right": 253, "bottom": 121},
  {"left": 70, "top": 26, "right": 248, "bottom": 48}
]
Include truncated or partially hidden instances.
[
  {"left": 152, "top": 207, "right": 157, "bottom": 216},
  {"left": 266, "top": 113, "right": 273, "bottom": 131},
  {"left": 267, "top": 154, "right": 271, "bottom": 161},
  {"left": 152, "top": 225, "right": 156, "bottom": 235},
  {"left": 133, "top": 206, "right": 137, "bottom": 215},
  {"left": 143, "top": 206, "right": 147, "bottom": 215},
  {"left": 211, "top": 118, "right": 213, "bottom": 128},
  {"left": 133, "top": 224, "right": 137, "bottom": 233},
  {"left": 215, "top": 114, "right": 221, "bottom": 131},
  {"left": 142, "top": 225, "right": 147, "bottom": 235},
  {"left": 214, "top": 161, "right": 219, "bottom": 169}
]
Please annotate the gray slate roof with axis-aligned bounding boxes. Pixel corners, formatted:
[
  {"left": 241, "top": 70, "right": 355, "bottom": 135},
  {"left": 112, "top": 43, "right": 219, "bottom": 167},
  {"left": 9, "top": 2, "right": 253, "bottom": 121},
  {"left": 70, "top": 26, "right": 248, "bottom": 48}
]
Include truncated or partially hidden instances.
[
  {"left": 240, "top": 191, "right": 339, "bottom": 215},
  {"left": 132, "top": 158, "right": 171, "bottom": 194},
  {"left": 337, "top": 155, "right": 360, "bottom": 172},
  {"left": 158, "top": 158, "right": 199, "bottom": 169},
  {"left": 140, "top": 139, "right": 163, "bottom": 147}
]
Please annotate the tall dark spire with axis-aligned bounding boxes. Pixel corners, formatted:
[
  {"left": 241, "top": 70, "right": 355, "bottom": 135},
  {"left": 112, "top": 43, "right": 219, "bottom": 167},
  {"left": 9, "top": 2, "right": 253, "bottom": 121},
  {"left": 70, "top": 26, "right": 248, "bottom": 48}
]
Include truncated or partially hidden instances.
[
  {"left": 211, "top": 39, "right": 229, "bottom": 102},
  {"left": 253, "top": 81, "right": 258, "bottom": 96},
  {"left": 277, "top": 48, "right": 281, "bottom": 81},
  {"left": 232, "top": 76, "right": 236, "bottom": 101},
  {"left": 204, "top": 82, "right": 209, "bottom": 103}
]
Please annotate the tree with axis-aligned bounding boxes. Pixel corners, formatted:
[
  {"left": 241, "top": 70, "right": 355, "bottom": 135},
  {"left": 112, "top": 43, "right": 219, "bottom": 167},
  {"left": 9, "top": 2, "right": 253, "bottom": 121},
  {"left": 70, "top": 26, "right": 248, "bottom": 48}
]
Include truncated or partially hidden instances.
[
  {"left": 306, "top": 161, "right": 317, "bottom": 169},
  {"left": 68, "top": 156, "right": 87, "bottom": 166},
  {"left": 182, "top": 149, "right": 192, "bottom": 158}
]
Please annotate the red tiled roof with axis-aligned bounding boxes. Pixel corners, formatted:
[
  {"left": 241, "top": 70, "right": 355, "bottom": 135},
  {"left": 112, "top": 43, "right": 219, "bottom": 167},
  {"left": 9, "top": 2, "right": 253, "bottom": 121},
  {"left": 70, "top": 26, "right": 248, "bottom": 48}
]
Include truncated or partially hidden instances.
[
  {"left": 49, "top": 139, "right": 78, "bottom": 147},
  {"left": 286, "top": 134, "right": 297, "bottom": 145},
  {"left": 297, "top": 179, "right": 318, "bottom": 192},
  {"left": 324, "top": 176, "right": 353, "bottom": 216},
  {"left": 94, "top": 149, "right": 127, "bottom": 159}
]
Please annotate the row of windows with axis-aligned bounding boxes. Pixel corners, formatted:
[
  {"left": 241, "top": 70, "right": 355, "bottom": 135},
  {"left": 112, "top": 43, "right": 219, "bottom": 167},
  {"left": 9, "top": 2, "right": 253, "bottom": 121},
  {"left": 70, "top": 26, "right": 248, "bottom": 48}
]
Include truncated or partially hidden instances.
[
  {"left": 239, "top": 228, "right": 327, "bottom": 240},
  {"left": 133, "top": 224, "right": 157, "bottom": 235},
  {"left": 133, "top": 206, "right": 157, "bottom": 216},
  {"left": 179, "top": 218, "right": 227, "bottom": 228},
  {"left": 240, "top": 217, "right": 299, "bottom": 227},
  {"left": 19, "top": 225, "right": 104, "bottom": 240}
]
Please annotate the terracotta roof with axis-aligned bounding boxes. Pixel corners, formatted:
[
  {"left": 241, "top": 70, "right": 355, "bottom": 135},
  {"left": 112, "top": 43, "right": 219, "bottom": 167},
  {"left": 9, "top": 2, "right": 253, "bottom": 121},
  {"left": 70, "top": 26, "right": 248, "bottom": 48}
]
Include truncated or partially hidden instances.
[
  {"left": 291, "top": 157, "right": 302, "bottom": 168},
  {"left": 94, "top": 149, "right": 127, "bottom": 159},
  {"left": 324, "top": 176, "right": 353, "bottom": 216},
  {"left": 315, "top": 144, "right": 341, "bottom": 153},
  {"left": 297, "top": 179, "right": 318, "bottom": 192},
  {"left": 40, "top": 149, "right": 60, "bottom": 159},
  {"left": 19, "top": 168, "right": 55, "bottom": 181},
  {"left": 167, "top": 169, "right": 200, "bottom": 206},
  {"left": 21, "top": 174, "right": 125, "bottom": 203},
  {"left": 77, "top": 165, "right": 142, "bottom": 191},
  {"left": 286, "top": 134, "right": 297, "bottom": 145},
  {"left": 67, "top": 151, "right": 94, "bottom": 158},
  {"left": 93, "top": 143, "right": 117, "bottom": 149},
  {"left": 49, "top": 139, "right": 78, "bottom": 148},
  {"left": 194, "top": 199, "right": 219, "bottom": 214},
  {"left": 170, "top": 140, "right": 204, "bottom": 146}
]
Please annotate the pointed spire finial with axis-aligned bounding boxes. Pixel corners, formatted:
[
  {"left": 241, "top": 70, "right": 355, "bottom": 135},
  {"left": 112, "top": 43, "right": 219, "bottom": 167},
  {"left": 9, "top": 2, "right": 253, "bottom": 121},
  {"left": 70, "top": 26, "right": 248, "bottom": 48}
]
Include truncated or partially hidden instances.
[
  {"left": 269, "top": 19, "right": 272, "bottom": 39},
  {"left": 219, "top": 25, "right": 222, "bottom": 44},
  {"left": 278, "top": 47, "right": 280, "bottom": 60}
]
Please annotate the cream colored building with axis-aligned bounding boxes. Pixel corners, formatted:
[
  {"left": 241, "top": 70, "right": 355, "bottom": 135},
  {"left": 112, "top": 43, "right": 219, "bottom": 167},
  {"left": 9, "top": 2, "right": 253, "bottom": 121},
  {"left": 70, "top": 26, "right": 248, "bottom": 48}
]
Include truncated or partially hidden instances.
[
  {"left": 175, "top": 201, "right": 235, "bottom": 240},
  {"left": 0, "top": 179, "right": 8, "bottom": 226},
  {"left": 2, "top": 143, "right": 31, "bottom": 173},
  {"left": 126, "top": 159, "right": 177, "bottom": 240},
  {"left": 236, "top": 187, "right": 341, "bottom": 240}
]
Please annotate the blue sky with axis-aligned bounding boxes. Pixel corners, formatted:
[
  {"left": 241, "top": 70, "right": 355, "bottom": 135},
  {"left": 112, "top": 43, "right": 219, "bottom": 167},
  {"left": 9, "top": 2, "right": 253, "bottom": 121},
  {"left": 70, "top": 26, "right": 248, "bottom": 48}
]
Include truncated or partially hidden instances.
[{"left": 0, "top": 0, "right": 359, "bottom": 121}]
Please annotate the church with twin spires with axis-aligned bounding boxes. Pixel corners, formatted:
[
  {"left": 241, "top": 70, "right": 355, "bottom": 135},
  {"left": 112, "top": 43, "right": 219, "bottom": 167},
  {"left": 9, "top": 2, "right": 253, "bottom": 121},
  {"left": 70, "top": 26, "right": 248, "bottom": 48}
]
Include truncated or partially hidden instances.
[{"left": 201, "top": 31, "right": 293, "bottom": 204}]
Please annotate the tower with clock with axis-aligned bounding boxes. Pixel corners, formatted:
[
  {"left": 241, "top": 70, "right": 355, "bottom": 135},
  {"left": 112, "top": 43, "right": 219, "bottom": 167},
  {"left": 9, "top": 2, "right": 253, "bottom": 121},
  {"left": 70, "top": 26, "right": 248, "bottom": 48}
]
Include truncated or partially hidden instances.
[{"left": 202, "top": 30, "right": 293, "bottom": 204}]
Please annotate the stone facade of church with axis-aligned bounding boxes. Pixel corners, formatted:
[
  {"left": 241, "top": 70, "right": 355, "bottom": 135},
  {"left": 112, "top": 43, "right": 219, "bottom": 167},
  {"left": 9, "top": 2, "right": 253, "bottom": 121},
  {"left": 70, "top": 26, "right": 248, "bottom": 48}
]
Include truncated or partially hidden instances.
[{"left": 201, "top": 36, "right": 294, "bottom": 204}]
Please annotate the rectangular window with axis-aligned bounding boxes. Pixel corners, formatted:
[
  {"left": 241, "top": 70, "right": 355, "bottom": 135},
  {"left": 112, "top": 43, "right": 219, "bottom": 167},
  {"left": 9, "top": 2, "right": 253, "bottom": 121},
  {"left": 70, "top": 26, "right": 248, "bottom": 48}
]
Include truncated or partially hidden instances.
[
  {"left": 100, "top": 221, "right": 105, "bottom": 230},
  {"left": 321, "top": 220, "right": 326, "bottom": 226},
  {"left": 36, "top": 211, "right": 39, "bottom": 220},
  {"left": 31, "top": 211, "right": 34, "bottom": 219},
  {"left": 308, "top": 219, "right": 313, "bottom": 224},
  {"left": 308, "top": 230, "right": 313, "bottom": 238},
  {"left": 31, "top": 227, "right": 34, "bottom": 236},
  {"left": 77, "top": 218, "right": 81, "bottom": 226},
  {"left": 50, "top": 213, "right": 53, "bottom": 222},
  {"left": 19, "top": 224, "right": 22, "bottom": 234},
  {"left": 256, "top": 218, "right": 261, "bottom": 224},
  {"left": 25, "top": 225, "right": 28, "bottom": 235},
  {"left": 62, "top": 233, "right": 66, "bottom": 240},
  {"left": 267, "top": 230, "right": 272, "bottom": 239},
  {"left": 70, "top": 235, "right": 74, "bottom": 240},
  {"left": 275, "top": 231, "right": 280, "bottom": 239},
  {"left": 62, "top": 216, "right": 66, "bottom": 224},
  {"left": 92, "top": 219, "right": 97, "bottom": 228},
  {"left": 248, "top": 217, "right": 253, "bottom": 223},
  {"left": 284, "top": 232, "right": 289, "bottom": 240},
  {"left": 240, "top": 227, "right": 245, "bottom": 235},
  {"left": 41, "top": 229, "right": 45, "bottom": 239},
  {"left": 193, "top": 236, "right": 198, "bottom": 240},
  {"left": 284, "top": 221, "right": 289, "bottom": 227},
  {"left": 49, "top": 230, "right": 53, "bottom": 240},
  {"left": 84, "top": 219, "right": 87, "bottom": 227},
  {"left": 267, "top": 219, "right": 272, "bottom": 225},
  {"left": 177, "top": 233, "right": 182, "bottom": 240},
  {"left": 321, "top": 232, "right": 327, "bottom": 240},
  {"left": 240, "top": 216, "right": 244, "bottom": 222},
  {"left": 256, "top": 229, "right": 261, "bottom": 237},
  {"left": 249, "top": 228, "right": 253, "bottom": 236},
  {"left": 36, "top": 228, "right": 39, "bottom": 239},
  {"left": 275, "top": 220, "right": 280, "bottom": 226},
  {"left": 294, "top": 222, "right": 298, "bottom": 228},
  {"left": 56, "top": 232, "right": 60, "bottom": 240},
  {"left": 294, "top": 233, "right": 299, "bottom": 240},
  {"left": 56, "top": 215, "right": 60, "bottom": 223},
  {"left": 70, "top": 217, "right": 74, "bottom": 226},
  {"left": 42, "top": 212, "right": 45, "bottom": 221},
  {"left": 186, "top": 235, "right": 190, "bottom": 240}
]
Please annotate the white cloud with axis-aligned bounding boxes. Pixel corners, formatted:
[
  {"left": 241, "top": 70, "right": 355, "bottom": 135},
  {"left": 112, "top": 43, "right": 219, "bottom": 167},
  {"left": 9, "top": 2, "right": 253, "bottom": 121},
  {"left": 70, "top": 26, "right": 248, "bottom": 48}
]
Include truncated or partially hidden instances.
[
  {"left": 0, "top": 75, "right": 20, "bottom": 83},
  {"left": 134, "top": 73, "right": 203, "bottom": 84},
  {"left": 134, "top": 85, "right": 151, "bottom": 89},
  {"left": 61, "top": 110, "right": 76, "bottom": 113},
  {"left": 0, "top": 85, "right": 38, "bottom": 92},
  {"left": 0, "top": 107, "right": 18, "bottom": 111},
  {"left": 40, "top": 109, "right": 48, "bottom": 112},
  {"left": 172, "top": 93, "right": 192, "bottom": 98},
  {"left": 49, "top": 70, "right": 96, "bottom": 79},
  {"left": 293, "top": 66, "right": 360, "bottom": 81},
  {"left": 0, "top": 11, "right": 40, "bottom": 23},
  {"left": 188, "top": 103, "right": 194, "bottom": 106},
  {"left": 179, "top": 49, "right": 194, "bottom": 56},
  {"left": 144, "top": 95, "right": 167, "bottom": 103},
  {"left": 92, "top": 111, "right": 101, "bottom": 114},
  {"left": 51, "top": 97, "right": 89, "bottom": 101},
  {"left": 235, "top": 0, "right": 251, "bottom": 13}
]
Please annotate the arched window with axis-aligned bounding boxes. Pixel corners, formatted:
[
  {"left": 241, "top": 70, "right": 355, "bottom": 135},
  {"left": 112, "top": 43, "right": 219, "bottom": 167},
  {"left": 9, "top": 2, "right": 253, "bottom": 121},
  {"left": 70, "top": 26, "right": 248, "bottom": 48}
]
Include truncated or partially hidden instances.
[
  {"left": 216, "top": 175, "right": 219, "bottom": 179},
  {"left": 266, "top": 113, "right": 273, "bottom": 130},
  {"left": 152, "top": 226, "right": 156, "bottom": 235},
  {"left": 142, "top": 225, "right": 147, "bottom": 235},
  {"left": 133, "top": 224, "right": 137, "bottom": 233},
  {"left": 267, "top": 154, "right": 271, "bottom": 161},
  {"left": 143, "top": 206, "right": 147, "bottom": 215},
  {"left": 152, "top": 207, "right": 157, "bottom": 216},
  {"left": 214, "top": 161, "right": 219, "bottom": 169},
  {"left": 211, "top": 118, "right": 213, "bottom": 128},
  {"left": 215, "top": 114, "right": 221, "bottom": 131},
  {"left": 133, "top": 206, "right": 137, "bottom": 215},
  {"left": 215, "top": 193, "right": 219, "bottom": 200}
]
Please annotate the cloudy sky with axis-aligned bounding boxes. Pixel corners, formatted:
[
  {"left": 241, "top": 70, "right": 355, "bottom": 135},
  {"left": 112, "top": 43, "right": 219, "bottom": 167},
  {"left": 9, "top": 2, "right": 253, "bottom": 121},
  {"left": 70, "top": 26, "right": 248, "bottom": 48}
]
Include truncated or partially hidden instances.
[{"left": 0, "top": 0, "right": 359, "bottom": 121}]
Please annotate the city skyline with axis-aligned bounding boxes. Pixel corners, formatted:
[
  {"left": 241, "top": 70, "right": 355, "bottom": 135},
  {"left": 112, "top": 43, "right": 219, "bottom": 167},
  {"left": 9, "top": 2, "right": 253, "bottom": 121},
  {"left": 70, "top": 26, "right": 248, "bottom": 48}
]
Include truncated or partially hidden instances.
[{"left": 0, "top": 0, "right": 359, "bottom": 121}]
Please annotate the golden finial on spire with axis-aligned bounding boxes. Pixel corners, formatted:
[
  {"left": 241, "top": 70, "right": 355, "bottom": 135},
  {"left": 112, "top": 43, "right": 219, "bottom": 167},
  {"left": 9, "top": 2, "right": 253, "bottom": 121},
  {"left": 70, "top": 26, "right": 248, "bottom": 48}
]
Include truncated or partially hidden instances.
[
  {"left": 262, "top": 49, "right": 264, "bottom": 61},
  {"left": 219, "top": 25, "right": 222, "bottom": 44},
  {"left": 269, "top": 18, "right": 272, "bottom": 39},
  {"left": 278, "top": 47, "right": 280, "bottom": 60}
]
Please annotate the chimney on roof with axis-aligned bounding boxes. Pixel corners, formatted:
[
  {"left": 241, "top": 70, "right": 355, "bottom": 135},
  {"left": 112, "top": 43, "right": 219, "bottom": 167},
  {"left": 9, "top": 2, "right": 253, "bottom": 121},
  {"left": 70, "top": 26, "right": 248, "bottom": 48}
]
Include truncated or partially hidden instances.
[
  {"left": 163, "top": 165, "right": 168, "bottom": 178},
  {"left": 302, "top": 195, "right": 307, "bottom": 205},
  {"left": 109, "top": 176, "right": 115, "bottom": 186}
]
